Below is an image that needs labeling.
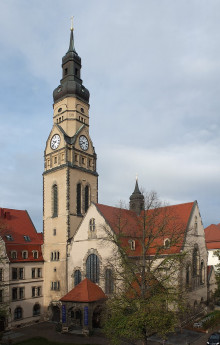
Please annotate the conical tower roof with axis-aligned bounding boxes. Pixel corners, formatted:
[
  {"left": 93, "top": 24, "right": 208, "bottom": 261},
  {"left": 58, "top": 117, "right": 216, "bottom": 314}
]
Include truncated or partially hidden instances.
[{"left": 129, "top": 178, "right": 144, "bottom": 215}]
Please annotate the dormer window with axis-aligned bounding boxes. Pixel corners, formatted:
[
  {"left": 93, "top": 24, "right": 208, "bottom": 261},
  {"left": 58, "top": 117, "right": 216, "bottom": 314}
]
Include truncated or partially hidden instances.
[
  {"left": 24, "top": 235, "right": 31, "bottom": 242},
  {"left": 32, "top": 251, "right": 38, "bottom": 259},
  {"left": 5, "top": 234, "right": 13, "bottom": 241},
  {"left": 164, "top": 238, "right": 170, "bottom": 249},
  {"left": 128, "top": 240, "right": 135, "bottom": 251},
  {"left": 22, "top": 251, "right": 28, "bottom": 259},
  {"left": 11, "top": 251, "right": 17, "bottom": 259}
]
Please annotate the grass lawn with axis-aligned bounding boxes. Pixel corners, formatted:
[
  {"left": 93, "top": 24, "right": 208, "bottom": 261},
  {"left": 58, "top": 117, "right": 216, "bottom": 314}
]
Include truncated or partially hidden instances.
[{"left": 15, "top": 337, "right": 96, "bottom": 345}]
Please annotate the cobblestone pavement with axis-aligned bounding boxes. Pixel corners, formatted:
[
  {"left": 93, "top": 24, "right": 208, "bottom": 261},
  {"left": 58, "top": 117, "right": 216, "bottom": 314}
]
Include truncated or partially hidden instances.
[{"left": 2, "top": 321, "right": 220, "bottom": 345}]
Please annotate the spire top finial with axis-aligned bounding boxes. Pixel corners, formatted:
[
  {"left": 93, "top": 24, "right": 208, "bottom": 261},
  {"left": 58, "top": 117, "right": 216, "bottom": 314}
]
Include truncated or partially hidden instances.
[
  {"left": 70, "top": 16, "right": 74, "bottom": 31},
  {"left": 68, "top": 17, "right": 76, "bottom": 53}
]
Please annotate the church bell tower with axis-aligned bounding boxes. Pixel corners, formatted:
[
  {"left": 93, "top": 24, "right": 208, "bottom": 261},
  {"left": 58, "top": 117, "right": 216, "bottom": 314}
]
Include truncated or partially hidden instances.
[{"left": 43, "top": 24, "right": 98, "bottom": 311}]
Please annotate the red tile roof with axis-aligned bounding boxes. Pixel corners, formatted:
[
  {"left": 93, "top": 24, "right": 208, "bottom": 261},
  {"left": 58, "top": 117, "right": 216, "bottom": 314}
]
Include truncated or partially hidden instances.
[
  {"left": 96, "top": 202, "right": 195, "bottom": 255},
  {"left": 60, "top": 278, "right": 107, "bottom": 302},
  {"left": 205, "top": 224, "right": 220, "bottom": 250},
  {"left": 0, "top": 208, "right": 43, "bottom": 262}
]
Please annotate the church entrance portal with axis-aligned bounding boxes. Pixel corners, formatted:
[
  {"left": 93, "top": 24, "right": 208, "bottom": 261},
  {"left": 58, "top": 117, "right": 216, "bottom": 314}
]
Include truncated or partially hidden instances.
[
  {"left": 51, "top": 306, "right": 60, "bottom": 322},
  {"left": 69, "top": 308, "right": 82, "bottom": 330}
]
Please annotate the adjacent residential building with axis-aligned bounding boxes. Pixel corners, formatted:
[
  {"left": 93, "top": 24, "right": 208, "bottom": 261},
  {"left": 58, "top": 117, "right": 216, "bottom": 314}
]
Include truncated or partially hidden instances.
[
  {"left": 205, "top": 223, "right": 220, "bottom": 267},
  {"left": 0, "top": 208, "right": 43, "bottom": 330}
]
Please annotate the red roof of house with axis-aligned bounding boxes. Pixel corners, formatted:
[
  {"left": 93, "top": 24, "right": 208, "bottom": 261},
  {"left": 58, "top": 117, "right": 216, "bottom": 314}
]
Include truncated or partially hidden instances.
[
  {"left": 205, "top": 224, "right": 220, "bottom": 250},
  {"left": 60, "top": 278, "right": 107, "bottom": 302},
  {"left": 0, "top": 208, "right": 43, "bottom": 262},
  {"left": 96, "top": 202, "right": 195, "bottom": 256}
]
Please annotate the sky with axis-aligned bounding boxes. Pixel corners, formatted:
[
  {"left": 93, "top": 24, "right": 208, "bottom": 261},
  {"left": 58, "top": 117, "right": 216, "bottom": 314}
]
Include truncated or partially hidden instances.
[{"left": 0, "top": 0, "right": 220, "bottom": 232}]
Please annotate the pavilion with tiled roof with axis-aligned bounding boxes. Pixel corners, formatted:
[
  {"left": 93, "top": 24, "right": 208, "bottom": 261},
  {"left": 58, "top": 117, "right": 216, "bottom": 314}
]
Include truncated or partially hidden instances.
[{"left": 60, "top": 278, "right": 107, "bottom": 333}]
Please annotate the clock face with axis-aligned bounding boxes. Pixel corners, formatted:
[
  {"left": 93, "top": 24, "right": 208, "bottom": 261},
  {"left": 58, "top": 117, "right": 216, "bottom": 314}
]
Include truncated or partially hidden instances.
[
  {"left": 51, "top": 134, "right": 61, "bottom": 150},
  {"left": 79, "top": 135, "right": 89, "bottom": 151}
]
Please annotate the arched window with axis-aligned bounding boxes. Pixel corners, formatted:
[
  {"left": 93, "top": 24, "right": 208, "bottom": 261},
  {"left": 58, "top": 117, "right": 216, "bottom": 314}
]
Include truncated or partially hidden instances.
[
  {"left": 85, "top": 185, "right": 89, "bottom": 212},
  {"left": 14, "top": 307, "right": 22, "bottom": 320},
  {"left": 128, "top": 240, "right": 135, "bottom": 250},
  {"left": 32, "top": 251, "right": 38, "bottom": 259},
  {"left": 194, "top": 216, "right": 198, "bottom": 234},
  {"left": 74, "top": 270, "right": 81, "bottom": 286},
  {"left": 192, "top": 247, "right": 199, "bottom": 277},
  {"left": 22, "top": 251, "right": 28, "bottom": 259},
  {"left": 164, "top": 238, "right": 170, "bottom": 249},
  {"left": 86, "top": 254, "right": 99, "bottom": 283},
  {"left": 52, "top": 184, "right": 58, "bottom": 217},
  {"left": 200, "top": 261, "right": 205, "bottom": 284},
  {"left": 105, "top": 269, "right": 114, "bottom": 294},
  {"left": 33, "top": 303, "right": 41, "bottom": 316},
  {"left": 77, "top": 183, "right": 81, "bottom": 215},
  {"left": 186, "top": 264, "right": 190, "bottom": 286},
  {"left": 89, "top": 218, "right": 95, "bottom": 232}
]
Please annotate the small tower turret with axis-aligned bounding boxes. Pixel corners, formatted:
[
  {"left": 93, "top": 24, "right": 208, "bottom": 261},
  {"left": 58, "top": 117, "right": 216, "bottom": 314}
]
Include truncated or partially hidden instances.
[{"left": 129, "top": 178, "right": 144, "bottom": 215}]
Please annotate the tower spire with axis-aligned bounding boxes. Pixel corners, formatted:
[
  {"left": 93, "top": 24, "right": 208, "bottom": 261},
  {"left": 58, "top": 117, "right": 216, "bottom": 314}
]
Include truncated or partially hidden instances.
[
  {"left": 129, "top": 177, "right": 144, "bottom": 215},
  {"left": 53, "top": 21, "right": 90, "bottom": 105}
]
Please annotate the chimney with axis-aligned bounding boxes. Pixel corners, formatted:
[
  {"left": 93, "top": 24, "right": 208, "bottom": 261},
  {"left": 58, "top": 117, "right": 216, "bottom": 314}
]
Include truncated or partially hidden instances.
[
  {"left": 0, "top": 208, "right": 4, "bottom": 218},
  {"left": 5, "top": 211, "right": 11, "bottom": 220}
]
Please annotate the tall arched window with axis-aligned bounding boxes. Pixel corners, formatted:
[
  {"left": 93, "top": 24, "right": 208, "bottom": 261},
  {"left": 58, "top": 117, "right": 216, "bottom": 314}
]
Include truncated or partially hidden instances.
[
  {"left": 74, "top": 270, "right": 81, "bottom": 286},
  {"left": 200, "top": 261, "right": 205, "bottom": 284},
  {"left": 86, "top": 254, "right": 99, "bottom": 283},
  {"left": 193, "top": 247, "right": 199, "bottom": 277},
  {"left": 105, "top": 269, "right": 114, "bottom": 294},
  {"left": 52, "top": 184, "right": 58, "bottom": 217},
  {"left": 85, "top": 185, "right": 89, "bottom": 212},
  {"left": 186, "top": 264, "right": 190, "bottom": 286},
  {"left": 77, "top": 183, "right": 81, "bottom": 215}
]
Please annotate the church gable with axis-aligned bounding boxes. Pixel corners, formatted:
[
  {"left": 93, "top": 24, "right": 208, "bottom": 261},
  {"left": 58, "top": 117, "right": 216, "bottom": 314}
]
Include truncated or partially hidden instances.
[
  {"left": 45, "top": 124, "right": 65, "bottom": 155},
  {"left": 73, "top": 125, "right": 95, "bottom": 156},
  {"left": 183, "top": 201, "right": 207, "bottom": 252},
  {"left": 73, "top": 203, "right": 112, "bottom": 242}
]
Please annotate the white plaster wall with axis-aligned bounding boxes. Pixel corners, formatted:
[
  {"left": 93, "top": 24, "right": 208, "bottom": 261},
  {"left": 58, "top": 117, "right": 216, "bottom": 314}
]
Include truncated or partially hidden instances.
[
  {"left": 9, "top": 261, "right": 44, "bottom": 327},
  {"left": 68, "top": 204, "right": 119, "bottom": 293},
  {"left": 207, "top": 250, "right": 219, "bottom": 267}
]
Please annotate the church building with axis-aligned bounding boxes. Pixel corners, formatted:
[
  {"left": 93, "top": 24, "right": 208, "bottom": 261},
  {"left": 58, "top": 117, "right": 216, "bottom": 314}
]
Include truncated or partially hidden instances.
[{"left": 41, "top": 24, "right": 211, "bottom": 330}]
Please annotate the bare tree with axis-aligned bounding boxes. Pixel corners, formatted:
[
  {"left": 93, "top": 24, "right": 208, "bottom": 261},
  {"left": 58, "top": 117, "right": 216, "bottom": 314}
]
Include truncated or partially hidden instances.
[{"left": 102, "top": 191, "right": 201, "bottom": 345}]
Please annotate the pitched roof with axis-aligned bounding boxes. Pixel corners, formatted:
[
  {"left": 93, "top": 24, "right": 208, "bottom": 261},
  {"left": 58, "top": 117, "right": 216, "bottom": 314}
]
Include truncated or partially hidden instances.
[
  {"left": 95, "top": 202, "right": 195, "bottom": 255},
  {"left": 205, "top": 223, "right": 220, "bottom": 249},
  {"left": 0, "top": 208, "right": 43, "bottom": 262},
  {"left": 60, "top": 278, "right": 107, "bottom": 302}
]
